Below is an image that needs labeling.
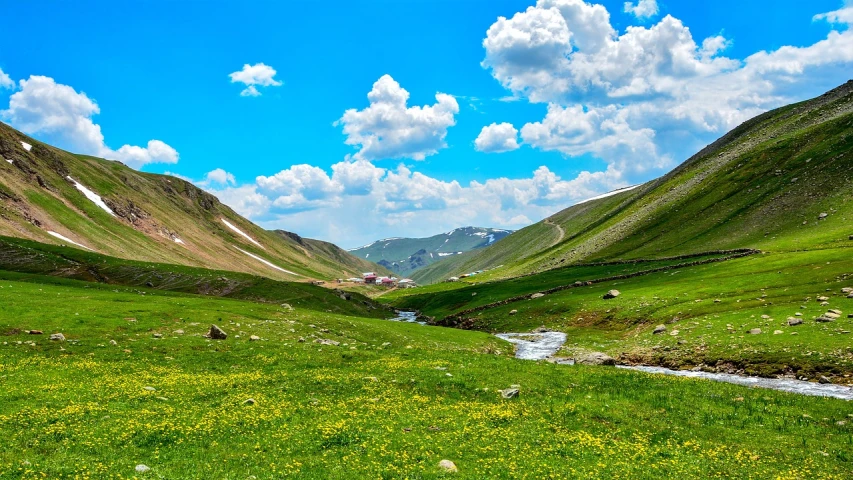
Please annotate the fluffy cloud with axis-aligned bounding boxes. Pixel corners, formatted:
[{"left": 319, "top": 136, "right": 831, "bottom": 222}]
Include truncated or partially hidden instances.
[
  {"left": 475, "top": 122, "right": 521, "bottom": 153},
  {"left": 481, "top": 0, "right": 853, "bottom": 180},
  {"left": 205, "top": 168, "right": 236, "bottom": 186},
  {"left": 623, "top": 0, "right": 658, "bottom": 19},
  {"left": 1, "top": 75, "right": 178, "bottom": 169},
  {"left": 229, "top": 63, "right": 283, "bottom": 97},
  {"left": 0, "top": 68, "right": 13, "bottom": 89},
  {"left": 336, "top": 75, "right": 459, "bottom": 161},
  {"left": 197, "top": 158, "right": 628, "bottom": 247}
]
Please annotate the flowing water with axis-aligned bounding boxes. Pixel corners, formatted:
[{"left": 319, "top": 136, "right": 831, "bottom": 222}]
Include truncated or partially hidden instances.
[
  {"left": 494, "top": 332, "right": 568, "bottom": 360},
  {"left": 389, "top": 311, "right": 426, "bottom": 325},
  {"left": 496, "top": 331, "right": 853, "bottom": 401}
]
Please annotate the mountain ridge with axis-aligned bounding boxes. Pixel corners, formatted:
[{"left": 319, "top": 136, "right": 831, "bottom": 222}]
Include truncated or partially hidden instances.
[
  {"left": 0, "top": 122, "right": 387, "bottom": 281},
  {"left": 410, "top": 80, "right": 853, "bottom": 284},
  {"left": 347, "top": 226, "right": 513, "bottom": 277}
]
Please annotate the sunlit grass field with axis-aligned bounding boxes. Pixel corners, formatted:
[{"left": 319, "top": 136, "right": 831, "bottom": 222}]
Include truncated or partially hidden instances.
[{"left": 1, "top": 274, "right": 853, "bottom": 478}]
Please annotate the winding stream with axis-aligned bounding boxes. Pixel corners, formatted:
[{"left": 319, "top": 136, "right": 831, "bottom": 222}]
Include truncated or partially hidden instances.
[
  {"left": 389, "top": 311, "right": 426, "bottom": 325},
  {"left": 496, "top": 331, "right": 853, "bottom": 401}
]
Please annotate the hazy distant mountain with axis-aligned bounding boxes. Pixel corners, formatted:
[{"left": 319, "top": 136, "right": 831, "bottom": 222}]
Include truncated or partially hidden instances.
[{"left": 348, "top": 227, "right": 513, "bottom": 277}]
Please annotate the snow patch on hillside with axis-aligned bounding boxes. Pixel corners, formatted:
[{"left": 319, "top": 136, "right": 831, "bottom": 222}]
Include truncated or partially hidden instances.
[
  {"left": 365, "top": 253, "right": 369, "bottom": 258},
  {"left": 487, "top": 234, "right": 495, "bottom": 244},
  {"left": 47, "top": 231, "right": 93, "bottom": 251},
  {"left": 235, "top": 247, "right": 300, "bottom": 276},
  {"left": 174, "top": 237, "right": 185, "bottom": 244},
  {"left": 66, "top": 177, "right": 116, "bottom": 216},
  {"left": 4, "top": 158, "right": 11, "bottom": 164},
  {"left": 21, "top": 141, "right": 32, "bottom": 152},
  {"left": 222, "top": 218, "right": 264, "bottom": 249},
  {"left": 575, "top": 185, "right": 640, "bottom": 205}
]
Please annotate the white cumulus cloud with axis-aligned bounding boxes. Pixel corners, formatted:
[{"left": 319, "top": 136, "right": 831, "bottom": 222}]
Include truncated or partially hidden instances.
[
  {"left": 195, "top": 158, "right": 630, "bottom": 247},
  {"left": 1, "top": 75, "right": 178, "bottom": 169},
  {"left": 624, "top": 0, "right": 658, "bottom": 19},
  {"left": 229, "top": 63, "right": 283, "bottom": 97},
  {"left": 336, "top": 74, "right": 459, "bottom": 161},
  {"left": 0, "top": 68, "right": 13, "bottom": 89},
  {"left": 474, "top": 122, "right": 521, "bottom": 153},
  {"left": 481, "top": 0, "right": 853, "bottom": 181}
]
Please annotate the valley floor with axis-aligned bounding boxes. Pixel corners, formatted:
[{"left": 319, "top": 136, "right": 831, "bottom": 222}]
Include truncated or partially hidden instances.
[{"left": 1, "top": 273, "right": 853, "bottom": 478}]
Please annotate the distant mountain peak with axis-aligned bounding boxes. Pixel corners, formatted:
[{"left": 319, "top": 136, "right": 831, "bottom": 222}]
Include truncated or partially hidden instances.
[{"left": 349, "top": 227, "right": 513, "bottom": 276}]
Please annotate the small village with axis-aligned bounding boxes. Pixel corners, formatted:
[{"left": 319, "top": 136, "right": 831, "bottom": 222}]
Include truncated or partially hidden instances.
[{"left": 342, "top": 272, "right": 418, "bottom": 288}]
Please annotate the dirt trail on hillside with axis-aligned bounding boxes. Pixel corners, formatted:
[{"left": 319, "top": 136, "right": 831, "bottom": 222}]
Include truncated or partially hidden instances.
[{"left": 543, "top": 218, "right": 565, "bottom": 247}]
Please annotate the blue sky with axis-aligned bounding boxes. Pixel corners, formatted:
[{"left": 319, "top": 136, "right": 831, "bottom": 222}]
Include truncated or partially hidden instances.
[{"left": 2, "top": 0, "right": 851, "bottom": 248}]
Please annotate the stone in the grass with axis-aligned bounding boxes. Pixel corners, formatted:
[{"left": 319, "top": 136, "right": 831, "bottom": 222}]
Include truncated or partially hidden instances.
[
  {"left": 49, "top": 333, "right": 65, "bottom": 341},
  {"left": 439, "top": 460, "right": 458, "bottom": 473},
  {"left": 748, "top": 328, "right": 762, "bottom": 334},
  {"left": 135, "top": 464, "right": 151, "bottom": 473},
  {"left": 206, "top": 324, "right": 227, "bottom": 340},
  {"left": 603, "top": 289, "right": 621, "bottom": 299},
  {"left": 653, "top": 325, "right": 666, "bottom": 335},
  {"left": 787, "top": 318, "right": 803, "bottom": 326},
  {"left": 499, "top": 388, "right": 519, "bottom": 399}
]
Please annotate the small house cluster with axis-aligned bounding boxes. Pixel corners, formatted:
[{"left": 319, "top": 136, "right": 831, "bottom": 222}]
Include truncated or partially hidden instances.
[{"left": 349, "top": 272, "right": 417, "bottom": 288}]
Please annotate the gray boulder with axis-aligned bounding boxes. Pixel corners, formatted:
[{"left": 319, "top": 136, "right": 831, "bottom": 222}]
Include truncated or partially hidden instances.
[
  {"left": 787, "top": 317, "right": 803, "bottom": 326},
  {"left": 575, "top": 352, "right": 616, "bottom": 366},
  {"left": 603, "top": 289, "right": 621, "bottom": 299},
  {"left": 49, "top": 333, "right": 65, "bottom": 341},
  {"left": 748, "top": 328, "right": 762, "bottom": 335},
  {"left": 206, "top": 324, "right": 227, "bottom": 340},
  {"left": 530, "top": 293, "right": 545, "bottom": 299},
  {"left": 499, "top": 388, "right": 519, "bottom": 399},
  {"left": 652, "top": 325, "right": 666, "bottom": 335}
]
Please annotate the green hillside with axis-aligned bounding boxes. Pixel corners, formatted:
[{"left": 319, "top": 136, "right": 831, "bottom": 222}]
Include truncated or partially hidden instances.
[
  {"left": 412, "top": 81, "right": 853, "bottom": 285},
  {"left": 0, "top": 235, "right": 389, "bottom": 318},
  {"left": 2, "top": 268, "right": 853, "bottom": 478},
  {"left": 0, "top": 122, "right": 384, "bottom": 282},
  {"left": 348, "top": 227, "right": 512, "bottom": 277}
]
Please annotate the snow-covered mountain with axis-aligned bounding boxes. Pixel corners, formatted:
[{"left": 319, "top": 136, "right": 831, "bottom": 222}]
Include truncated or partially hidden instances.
[{"left": 348, "top": 227, "right": 513, "bottom": 277}]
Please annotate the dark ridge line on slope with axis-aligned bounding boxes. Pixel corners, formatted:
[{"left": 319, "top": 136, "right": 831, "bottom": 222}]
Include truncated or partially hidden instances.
[
  {"left": 434, "top": 249, "right": 761, "bottom": 327},
  {"left": 506, "top": 248, "right": 758, "bottom": 281}
]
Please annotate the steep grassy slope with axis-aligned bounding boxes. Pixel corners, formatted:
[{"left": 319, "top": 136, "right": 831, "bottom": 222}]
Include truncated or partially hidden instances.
[
  {"left": 349, "top": 227, "right": 512, "bottom": 277},
  {"left": 0, "top": 236, "right": 389, "bottom": 318},
  {"left": 0, "top": 122, "right": 382, "bottom": 282},
  {"left": 390, "top": 245, "right": 853, "bottom": 378},
  {"left": 413, "top": 81, "right": 853, "bottom": 284},
  {"left": 2, "top": 275, "right": 853, "bottom": 478}
]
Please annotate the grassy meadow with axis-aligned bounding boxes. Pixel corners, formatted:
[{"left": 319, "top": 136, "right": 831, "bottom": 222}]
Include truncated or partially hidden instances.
[{"left": 1, "top": 273, "right": 852, "bottom": 478}]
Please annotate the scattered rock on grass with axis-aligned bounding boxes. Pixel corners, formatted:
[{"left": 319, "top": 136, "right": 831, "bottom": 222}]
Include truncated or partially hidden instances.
[
  {"left": 438, "top": 460, "right": 458, "bottom": 473},
  {"left": 815, "top": 316, "right": 835, "bottom": 323},
  {"left": 499, "top": 388, "right": 519, "bottom": 399},
  {"left": 49, "top": 333, "right": 65, "bottom": 341},
  {"left": 652, "top": 325, "right": 666, "bottom": 335},
  {"left": 243, "top": 398, "right": 256, "bottom": 405},
  {"left": 135, "top": 464, "right": 150, "bottom": 473},
  {"left": 748, "top": 328, "right": 762, "bottom": 335},
  {"left": 575, "top": 352, "right": 616, "bottom": 366},
  {"left": 314, "top": 338, "right": 340, "bottom": 346},
  {"left": 787, "top": 318, "right": 803, "bottom": 326},
  {"left": 603, "top": 290, "right": 621, "bottom": 299},
  {"left": 249, "top": 335, "right": 260, "bottom": 341},
  {"left": 773, "top": 330, "right": 784, "bottom": 335},
  {"left": 509, "top": 310, "right": 518, "bottom": 315},
  {"left": 28, "top": 330, "right": 42, "bottom": 335},
  {"left": 205, "top": 325, "right": 227, "bottom": 340},
  {"left": 530, "top": 293, "right": 545, "bottom": 299}
]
